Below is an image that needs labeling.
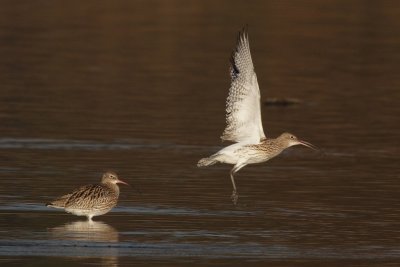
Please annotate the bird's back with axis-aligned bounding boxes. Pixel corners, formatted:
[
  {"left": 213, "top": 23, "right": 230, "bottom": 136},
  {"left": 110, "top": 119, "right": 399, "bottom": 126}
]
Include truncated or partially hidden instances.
[
  {"left": 227, "top": 138, "right": 284, "bottom": 164},
  {"left": 64, "top": 183, "right": 118, "bottom": 211},
  {"left": 47, "top": 183, "right": 119, "bottom": 213}
]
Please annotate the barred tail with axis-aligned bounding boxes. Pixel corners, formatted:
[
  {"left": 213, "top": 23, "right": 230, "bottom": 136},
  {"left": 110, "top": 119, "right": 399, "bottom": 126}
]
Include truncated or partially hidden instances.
[
  {"left": 197, "top": 155, "right": 218, "bottom": 167},
  {"left": 46, "top": 193, "right": 72, "bottom": 209}
]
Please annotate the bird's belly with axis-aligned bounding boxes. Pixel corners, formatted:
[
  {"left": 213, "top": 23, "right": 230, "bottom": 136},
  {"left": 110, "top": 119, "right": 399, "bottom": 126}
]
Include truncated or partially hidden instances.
[
  {"left": 217, "top": 143, "right": 258, "bottom": 164},
  {"left": 245, "top": 155, "right": 271, "bottom": 164},
  {"left": 217, "top": 154, "right": 239, "bottom": 164},
  {"left": 66, "top": 204, "right": 115, "bottom": 217}
]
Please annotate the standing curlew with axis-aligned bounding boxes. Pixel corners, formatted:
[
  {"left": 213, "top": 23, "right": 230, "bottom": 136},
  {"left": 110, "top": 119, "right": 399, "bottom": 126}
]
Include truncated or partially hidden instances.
[
  {"left": 197, "top": 27, "right": 317, "bottom": 205},
  {"left": 46, "top": 171, "right": 129, "bottom": 221}
]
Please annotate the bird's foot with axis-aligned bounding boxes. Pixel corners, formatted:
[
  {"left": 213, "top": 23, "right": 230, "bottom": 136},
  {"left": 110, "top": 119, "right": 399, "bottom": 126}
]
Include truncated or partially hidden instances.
[{"left": 231, "top": 190, "right": 239, "bottom": 205}]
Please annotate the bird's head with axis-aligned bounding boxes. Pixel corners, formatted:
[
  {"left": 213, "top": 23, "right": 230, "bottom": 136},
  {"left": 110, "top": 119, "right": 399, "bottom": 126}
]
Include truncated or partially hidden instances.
[
  {"left": 102, "top": 171, "right": 129, "bottom": 186},
  {"left": 278, "top": 132, "right": 318, "bottom": 150}
]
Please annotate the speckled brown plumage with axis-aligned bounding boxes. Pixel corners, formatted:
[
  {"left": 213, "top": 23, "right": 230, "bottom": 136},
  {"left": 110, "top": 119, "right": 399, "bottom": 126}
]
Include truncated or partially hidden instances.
[{"left": 46, "top": 171, "right": 128, "bottom": 220}]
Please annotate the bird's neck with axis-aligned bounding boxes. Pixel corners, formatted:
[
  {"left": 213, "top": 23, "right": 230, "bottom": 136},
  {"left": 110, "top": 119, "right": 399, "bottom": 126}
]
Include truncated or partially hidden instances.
[
  {"left": 260, "top": 138, "right": 286, "bottom": 154},
  {"left": 273, "top": 137, "right": 292, "bottom": 153},
  {"left": 104, "top": 182, "right": 120, "bottom": 196}
]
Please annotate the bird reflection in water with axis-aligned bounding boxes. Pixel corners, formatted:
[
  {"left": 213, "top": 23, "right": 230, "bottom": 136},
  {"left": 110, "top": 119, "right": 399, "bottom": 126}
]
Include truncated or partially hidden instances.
[
  {"left": 50, "top": 220, "right": 119, "bottom": 266},
  {"left": 50, "top": 220, "right": 119, "bottom": 242}
]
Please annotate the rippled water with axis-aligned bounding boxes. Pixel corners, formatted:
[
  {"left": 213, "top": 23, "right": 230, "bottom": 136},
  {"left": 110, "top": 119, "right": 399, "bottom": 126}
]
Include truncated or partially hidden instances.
[{"left": 0, "top": 1, "right": 399, "bottom": 266}]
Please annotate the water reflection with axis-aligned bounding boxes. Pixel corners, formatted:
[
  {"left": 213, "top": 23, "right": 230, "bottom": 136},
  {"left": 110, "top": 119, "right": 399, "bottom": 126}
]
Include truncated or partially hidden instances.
[
  {"left": 50, "top": 221, "right": 119, "bottom": 266},
  {"left": 50, "top": 220, "right": 119, "bottom": 242}
]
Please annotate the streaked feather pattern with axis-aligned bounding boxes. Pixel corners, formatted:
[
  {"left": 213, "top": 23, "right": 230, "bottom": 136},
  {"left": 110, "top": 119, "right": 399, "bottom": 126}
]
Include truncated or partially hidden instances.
[
  {"left": 64, "top": 184, "right": 119, "bottom": 210},
  {"left": 46, "top": 171, "right": 127, "bottom": 219}
]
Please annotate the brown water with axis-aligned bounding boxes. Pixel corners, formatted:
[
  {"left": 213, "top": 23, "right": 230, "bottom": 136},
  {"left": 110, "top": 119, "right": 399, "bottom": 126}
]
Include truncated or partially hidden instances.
[{"left": 0, "top": 1, "right": 399, "bottom": 266}]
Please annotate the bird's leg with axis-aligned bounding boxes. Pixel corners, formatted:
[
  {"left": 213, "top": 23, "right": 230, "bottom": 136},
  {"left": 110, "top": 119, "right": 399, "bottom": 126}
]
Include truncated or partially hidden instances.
[
  {"left": 230, "top": 169, "right": 238, "bottom": 205},
  {"left": 230, "top": 163, "right": 246, "bottom": 205}
]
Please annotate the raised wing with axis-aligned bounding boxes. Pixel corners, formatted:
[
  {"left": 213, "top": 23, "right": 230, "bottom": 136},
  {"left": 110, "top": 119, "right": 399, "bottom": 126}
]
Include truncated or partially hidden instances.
[{"left": 221, "top": 28, "right": 266, "bottom": 143}]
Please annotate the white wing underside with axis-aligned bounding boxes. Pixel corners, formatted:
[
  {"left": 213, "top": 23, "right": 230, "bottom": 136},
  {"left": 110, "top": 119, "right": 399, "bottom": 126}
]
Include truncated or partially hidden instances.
[{"left": 221, "top": 28, "right": 265, "bottom": 144}]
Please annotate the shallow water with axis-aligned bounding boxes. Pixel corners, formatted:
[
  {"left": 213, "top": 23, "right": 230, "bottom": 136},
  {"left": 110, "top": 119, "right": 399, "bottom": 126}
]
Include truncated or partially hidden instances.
[{"left": 0, "top": 1, "right": 399, "bottom": 266}]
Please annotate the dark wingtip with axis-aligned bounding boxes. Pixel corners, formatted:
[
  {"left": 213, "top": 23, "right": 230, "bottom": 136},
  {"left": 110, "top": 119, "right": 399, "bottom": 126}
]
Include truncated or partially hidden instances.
[
  {"left": 229, "top": 25, "right": 250, "bottom": 78},
  {"left": 234, "top": 25, "right": 250, "bottom": 53},
  {"left": 45, "top": 203, "right": 51, "bottom": 207},
  {"left": 230, "top": 51, "right": 239, "bottom": 77},
  {"left": 239, "top": 24, "right": 249, "bottom": 42},
  {"left": 242, "top": 24, "right": 249, "bottom": 35},
  {"left": 230, "top": 25, "right": 249, "bottom": 76}
]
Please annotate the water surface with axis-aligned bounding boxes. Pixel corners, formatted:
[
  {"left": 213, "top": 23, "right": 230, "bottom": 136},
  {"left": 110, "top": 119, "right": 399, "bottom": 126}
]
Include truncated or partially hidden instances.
[{"left": 0, "top": 1, "right": 399, "bottom": 266}]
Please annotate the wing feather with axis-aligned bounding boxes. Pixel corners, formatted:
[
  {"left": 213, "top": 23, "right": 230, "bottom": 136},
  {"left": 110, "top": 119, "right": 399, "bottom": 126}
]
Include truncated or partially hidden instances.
[
  {"left": 221, "top": 27, "right": 266, "bottom": 144},
  {"left": 65, "top": 184, "right": 115, "bottom": 209}
]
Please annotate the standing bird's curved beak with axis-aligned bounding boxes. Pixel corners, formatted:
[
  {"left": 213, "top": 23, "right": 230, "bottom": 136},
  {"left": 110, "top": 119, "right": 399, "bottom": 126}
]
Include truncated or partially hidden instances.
[
  {"left": 298, "top": 140, "right": 319, "bottom": 151},
  {"left": 116, "top": 178, "right": 130, "bottom": 186}
]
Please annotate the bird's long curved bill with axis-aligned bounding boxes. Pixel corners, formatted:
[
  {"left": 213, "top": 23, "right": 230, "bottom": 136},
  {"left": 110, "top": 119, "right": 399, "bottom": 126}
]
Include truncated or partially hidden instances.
[
  {"left": 299, "top": 140, "right": 319, "bottom": 151},
  {"left": 117, "top": 179, "right": 130, "bottom": 186}
]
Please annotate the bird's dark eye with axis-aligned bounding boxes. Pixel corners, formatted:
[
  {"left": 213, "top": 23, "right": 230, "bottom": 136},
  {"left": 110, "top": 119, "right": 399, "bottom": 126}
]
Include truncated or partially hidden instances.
[{"left": 290, "top": 136, "right": 294, "bottom": 139}]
